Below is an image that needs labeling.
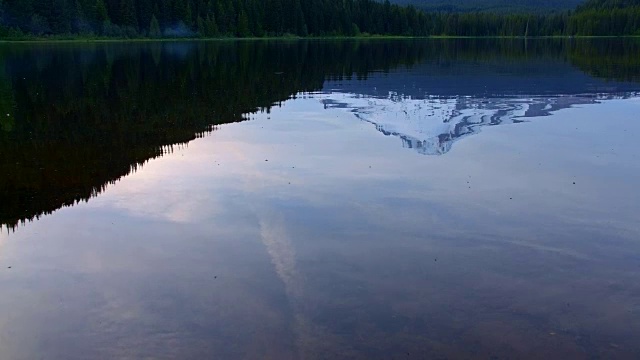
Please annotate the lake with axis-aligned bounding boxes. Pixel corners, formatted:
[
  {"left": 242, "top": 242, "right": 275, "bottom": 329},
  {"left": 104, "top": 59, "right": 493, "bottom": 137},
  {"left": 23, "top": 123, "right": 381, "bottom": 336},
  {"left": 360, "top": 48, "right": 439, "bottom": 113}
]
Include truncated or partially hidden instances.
[{"left": 0, "top": 39, "right": 639, "bottom": 359}]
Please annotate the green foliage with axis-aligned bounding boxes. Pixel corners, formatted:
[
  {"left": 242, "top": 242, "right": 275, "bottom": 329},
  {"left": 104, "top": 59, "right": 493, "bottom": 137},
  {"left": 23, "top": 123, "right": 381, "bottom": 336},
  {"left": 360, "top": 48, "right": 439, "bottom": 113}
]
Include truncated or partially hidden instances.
[
  {"left": 0, "top": 0, "right": 639, "bottom": 39},
  {"left": 0, "top": 0, "right": 432, "bottom": 38},
  {"left": 236, "top": 10, "right": 250, "bottom": 37},
  {"left": 29, "top": 14, "right": 50, "bottom": 35},
  {"left": 577, "top": 0, "right": 640, "bottom": 11},
  {"left": 95, "top": 0, "right": 109, "bottom": 22},
  {"left": 120, "top": 0, "right": 138, "bottom": 27},
  {"left": 205, "top": 14, "right": 219, "bottom": 36},
  {"left": 149, "top": 14, "right": 161, "bottom": 37},
  {"left": 389, "top": 0, "right": 583, "bottom": 13}
]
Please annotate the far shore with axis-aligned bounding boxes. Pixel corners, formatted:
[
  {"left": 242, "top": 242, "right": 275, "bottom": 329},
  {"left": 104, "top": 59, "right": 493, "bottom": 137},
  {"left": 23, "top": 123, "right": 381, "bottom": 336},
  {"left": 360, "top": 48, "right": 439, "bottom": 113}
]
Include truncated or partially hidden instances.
[{"left": 1, "top": 34, "right": 639, "bottom": 44}]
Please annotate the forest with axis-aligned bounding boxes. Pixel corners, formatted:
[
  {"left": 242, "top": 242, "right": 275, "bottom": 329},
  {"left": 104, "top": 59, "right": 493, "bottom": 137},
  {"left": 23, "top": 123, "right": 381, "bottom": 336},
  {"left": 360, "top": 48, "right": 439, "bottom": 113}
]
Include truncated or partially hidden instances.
[
  {"left": 390, "top": 0, "right": 584, "bottom": 13},
  {"left": 0, "top": 0, "right": 639, "bottom": 38}
]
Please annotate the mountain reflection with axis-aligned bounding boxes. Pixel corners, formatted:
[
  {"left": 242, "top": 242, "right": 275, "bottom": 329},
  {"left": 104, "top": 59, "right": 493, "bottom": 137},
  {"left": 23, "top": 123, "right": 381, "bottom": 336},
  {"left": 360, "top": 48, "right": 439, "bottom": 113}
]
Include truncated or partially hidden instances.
[
  {"left": 1, "top": 39, "right": 640, "bottom": 229},
  {"left": 319, "top": 93, "right": 635, "bottom": 155}
]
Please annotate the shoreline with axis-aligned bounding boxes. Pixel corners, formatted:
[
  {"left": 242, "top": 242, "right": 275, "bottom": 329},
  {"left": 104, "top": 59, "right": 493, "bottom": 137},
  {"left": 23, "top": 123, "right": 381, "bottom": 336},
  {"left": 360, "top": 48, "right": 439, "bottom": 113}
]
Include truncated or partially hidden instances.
[{"left": 1, "top": 35, "right": 639, "bottom": 43}]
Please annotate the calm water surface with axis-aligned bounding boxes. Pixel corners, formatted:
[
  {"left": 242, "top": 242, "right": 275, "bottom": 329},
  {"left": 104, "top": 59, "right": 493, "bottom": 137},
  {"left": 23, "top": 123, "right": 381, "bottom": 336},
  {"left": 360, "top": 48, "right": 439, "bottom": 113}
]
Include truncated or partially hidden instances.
[{"left": 1, "top": 39, "right": 640, "bottom": 359}]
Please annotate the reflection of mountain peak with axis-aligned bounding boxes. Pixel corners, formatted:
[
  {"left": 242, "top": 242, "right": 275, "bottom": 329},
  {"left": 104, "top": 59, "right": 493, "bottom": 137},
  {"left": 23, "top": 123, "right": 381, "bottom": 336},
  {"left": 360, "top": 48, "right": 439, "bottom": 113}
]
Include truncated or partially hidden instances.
[{"left": 319, "top": 92, "right": 633, "bottom": 155}]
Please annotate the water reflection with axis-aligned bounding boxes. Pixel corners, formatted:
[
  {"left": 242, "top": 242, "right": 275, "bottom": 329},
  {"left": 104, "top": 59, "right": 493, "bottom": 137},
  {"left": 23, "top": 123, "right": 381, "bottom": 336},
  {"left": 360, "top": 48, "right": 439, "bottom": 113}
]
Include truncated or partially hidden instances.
[
  {"left": 320, "top": 93, "right": 634, "bottom": 155},
  {"left": 321, "top": 48, "right": 640, "bottom": 155},
  {"left": 0, "top": 41, "right": 424, "bottom": 229},
  {"left": 0, "top": 39, "right": 640, "bottom": 359},
  {"left": 2, "top": 39, "right": 640, "bottom": 229}
]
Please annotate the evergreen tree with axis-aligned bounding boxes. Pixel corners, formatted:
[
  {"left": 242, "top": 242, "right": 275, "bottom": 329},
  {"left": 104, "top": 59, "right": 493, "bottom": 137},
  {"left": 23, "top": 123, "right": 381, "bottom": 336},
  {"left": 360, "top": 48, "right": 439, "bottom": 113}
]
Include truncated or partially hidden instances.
[
  {"left": 205, "top": 14, "right": 219, "bottom": 36},
  {"left": 95, "top": 0, "right": 109, "bottom": 23},
  {"left": 149, "top": 14, "right": 161, "bottom": 37},
  {"left": 1, "top": 0, "right": 639, "bottom": 38},
  {"left": 120, "top": 0, "right": 137, "bottom": 28},
  {"left": 237, "top": 10, "right": 250, "bottom": 37},
  {"left": 185, "top": 2, "right": 193, "bottom": 26},
  {"left": 197, "top": 15, "right": 205, "bottom": 35},
  {"left": 136, "top": 0, "right": 153, "bottom": 30},
  {"left": 173, "top": 0, "right": 187, "bottom": 24}
]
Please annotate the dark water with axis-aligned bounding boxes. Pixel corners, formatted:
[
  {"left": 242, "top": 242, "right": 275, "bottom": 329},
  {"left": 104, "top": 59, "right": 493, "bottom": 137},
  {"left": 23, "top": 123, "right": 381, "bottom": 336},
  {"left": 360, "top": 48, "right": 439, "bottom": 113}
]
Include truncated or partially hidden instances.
[{"left": 1, "top": 39, "right": 640, "bottom": 359}]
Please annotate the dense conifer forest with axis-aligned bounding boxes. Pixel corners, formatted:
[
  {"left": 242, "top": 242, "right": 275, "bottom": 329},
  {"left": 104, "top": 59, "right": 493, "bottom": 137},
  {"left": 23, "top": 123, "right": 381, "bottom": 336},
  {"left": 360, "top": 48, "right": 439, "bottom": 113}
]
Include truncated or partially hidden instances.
[
  {"left": 390, "top": 0, "right": 584, "bottom": 13},
  {"left": 0, "top": 0, "right": 639, "bottom": 38}
]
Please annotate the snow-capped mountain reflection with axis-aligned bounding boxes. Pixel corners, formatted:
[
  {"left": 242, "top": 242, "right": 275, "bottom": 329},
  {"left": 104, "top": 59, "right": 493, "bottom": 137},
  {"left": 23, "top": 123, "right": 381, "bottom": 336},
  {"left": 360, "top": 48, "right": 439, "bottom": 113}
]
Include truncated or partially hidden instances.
[{"left": 319, "top": 92, "right": 634, "bottom": 155}]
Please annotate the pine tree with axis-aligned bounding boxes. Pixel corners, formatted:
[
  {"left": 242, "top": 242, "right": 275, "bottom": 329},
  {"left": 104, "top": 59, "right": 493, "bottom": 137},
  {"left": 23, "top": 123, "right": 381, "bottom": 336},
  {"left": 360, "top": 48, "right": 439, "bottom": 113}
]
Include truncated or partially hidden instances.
[
  {"left": 185, "top": 2, "right": 193, "bottom": 27},
  {"left": 49, "top": 0, "right": 73, "bottom": 33},
  {"left": 149, "top": 14, "right": 161, "bottom": 37},
  {"left": 120, "top": 0, "right": 137, "bottom": 28},
  {"left": 95, "top": 0, "right": 109, "bottom": 22},
  {"left": 7, "top": 0, "right": 34, "bottom": 25},
  {"left": 197, "top": 15, "right": 205, "bottom": 35},
  {"left": 2, "top": 0, "right": 639, "bottom": 38},
  {"left": 237, "top": 10, "right": 250, "bottom": 37},
  {"left": 173, "top": 0, "right": 187, "bottom": 25},
  {"left": 205, "top": 14, "right": 218, "bottom": 36},
  {"left": 136, "top": 0, "right": 153, "bottom": 30}
]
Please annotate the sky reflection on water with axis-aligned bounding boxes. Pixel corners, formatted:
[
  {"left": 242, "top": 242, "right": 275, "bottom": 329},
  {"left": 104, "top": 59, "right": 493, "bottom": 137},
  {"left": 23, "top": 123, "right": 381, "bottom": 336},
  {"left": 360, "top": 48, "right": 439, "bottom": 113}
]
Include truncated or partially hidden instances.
[{"left": 1, "top": 40, "right": 640, "bottom": 359}]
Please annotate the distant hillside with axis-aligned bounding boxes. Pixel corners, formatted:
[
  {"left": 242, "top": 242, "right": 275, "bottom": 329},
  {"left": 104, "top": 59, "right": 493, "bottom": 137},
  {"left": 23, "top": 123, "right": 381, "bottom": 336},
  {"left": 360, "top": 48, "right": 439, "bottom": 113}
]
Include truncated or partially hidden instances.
[
  {"left": 576, "top": 0, "right": 640, "bottom": 10},
  {"left": 570, "top": 0, "right": 640, "bottom": 34},
  {"left": 390, "top": 0, "right": 584, "bottom": 12}
]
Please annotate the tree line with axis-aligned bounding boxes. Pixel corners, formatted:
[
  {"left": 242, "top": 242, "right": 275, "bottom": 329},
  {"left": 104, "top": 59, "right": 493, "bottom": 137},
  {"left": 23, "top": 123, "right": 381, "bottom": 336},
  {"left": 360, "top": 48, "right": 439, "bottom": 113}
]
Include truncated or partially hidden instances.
[{"left": 0, "top": 0, "right": 639, "bottom": 39}]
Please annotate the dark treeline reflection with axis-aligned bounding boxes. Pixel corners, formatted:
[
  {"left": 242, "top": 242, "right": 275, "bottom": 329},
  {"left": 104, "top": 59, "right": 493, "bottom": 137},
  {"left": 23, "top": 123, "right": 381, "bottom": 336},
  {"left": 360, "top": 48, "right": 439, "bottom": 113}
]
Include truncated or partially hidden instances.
[
  {"left": 0, "top": 40, "right": 429, "bottom": 230},
  {"left": 568, "top": 39, "right": 640, "bottom": 82},
  {"left": 1, "top": 39, "right": 639, "bottom": 229}
]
